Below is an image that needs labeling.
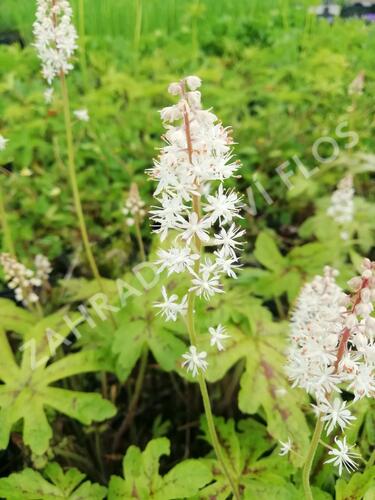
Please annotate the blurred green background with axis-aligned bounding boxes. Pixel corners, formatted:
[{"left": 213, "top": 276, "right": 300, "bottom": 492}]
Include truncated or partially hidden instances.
[
  {"left": 1, "top": 0, "right": 314, "bottom": 42},
  {"left": 0, "top": 0, "right": 374, "bottom": 273}
]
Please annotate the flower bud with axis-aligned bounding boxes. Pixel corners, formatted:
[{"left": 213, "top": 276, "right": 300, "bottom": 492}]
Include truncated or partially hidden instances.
[{"left": 186, "top": 75, "right": 202, "bottom": 90}]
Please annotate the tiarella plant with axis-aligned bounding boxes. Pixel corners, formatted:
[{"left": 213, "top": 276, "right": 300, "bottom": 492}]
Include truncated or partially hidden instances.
[
  {"left": 33, "top": 0, "right": 105, "bottom": 294},
  {"left": 285, "top": 260, "right": 375, "bottom": 499},
  {"left": 148, "top": 75, "right": 244, "bottom": 499},
  {"left": 327, "top": 175, "right": 355, "bottom": 241},
  {"left": 122, "top": 182, "right": 147, "bottom": 260},
  {"left": 0, "top": 253, "right": 51, "bottom": 312}
]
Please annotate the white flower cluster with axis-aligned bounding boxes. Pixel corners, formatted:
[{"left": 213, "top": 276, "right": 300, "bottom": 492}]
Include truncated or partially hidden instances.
[
  {"left": 122, "top": 182, "right": 146, "bottom": 227},
  {"left": 34, "top": 254, "right": 53, "bottom": 282},
  {"left": 286, "top": 259, "right": 375, "bottom": 474},
  {"left": 33, "top": 0, "right": 78, "bottom": 84},
  {"left": 149, "top": 76, "right": 244, "bottom": 376},
  {"left": 327, "top": 175, "right": 354, "bottom": 241},
  {"left": 0, "top": 253, "right": 52, "bottom": 306}
]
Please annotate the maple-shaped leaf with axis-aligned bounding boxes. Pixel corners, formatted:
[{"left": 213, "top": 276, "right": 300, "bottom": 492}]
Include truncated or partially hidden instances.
[
  {"left": 193, "top": 294, "right": 310, "bottom": 465},
  {"left": 0, "top": 462, "right": 106, "bottom": 500},
  {"left": 0, "top": 310, "right": 116, "bottom": 455},
  {"left": 112, "top": 270, "right": 187, "bottom": 381},
  {"left": 198, "top": 416, "right": 300, "bottom": 500},
  {"left": 108, "top": 437, "right": 212, "bottom": 499}
]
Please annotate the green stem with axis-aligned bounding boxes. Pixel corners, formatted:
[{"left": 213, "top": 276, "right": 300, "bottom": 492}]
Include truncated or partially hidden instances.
[
  {"left": 0, "top": 183, "right": 15, "bottom": 255},
  {"left": 78, "top": 0, "right": 88, "bottom": 89},
  {"left": 302, "top": 418, "right": 324, "bottom": 500},
  {"left": 94, "top": 428, "right": 106, "bottom": 482},
  {"left": 198, "top": 373, "right": 241, "bottom": 499},
  {"left": 182, "top": 102, "right": 240, "bottom": 497},
  {"left": 112, "top": 346, "right": 149, "bottom": 452},
  {"left": 366, "top": 448, "right": 375, "bottom": 468},
  {"left": 55, "top": 448, "right": 99, "bottom": 480},
  {"left": 187, "top": 290, "right": 240, "bottom": 499},
  {"left": 134, "top": 216, "right": 146, "bottom": 261},
  {"left": 60, "top": 73, "right": 103, "bottom": 292},
  {"left": 274, "top": 296, "right": 285, "bottom": 319}
]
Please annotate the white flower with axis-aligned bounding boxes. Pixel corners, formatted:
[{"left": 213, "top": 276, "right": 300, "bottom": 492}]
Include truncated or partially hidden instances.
[
  {"left": 0, "top": 135, "right": 9, "bottom": 151},
  {"left": 319, "top": 398, "right": 356, "bottom": 435},
  {"left": 209, "top": 324, "right": 230, "bottom": 351},
  {"left": 34, "top": 254, "right": 52, "bottom": 282},
  {"left": 168, "top": 82, "right": 182, "bottom": 96},
  {"left": 73, "top": 109, "right": 89, "bottom": 122},
  {"left": 214, "top": 248, "right": 241, "bottom": 279},
  {"left": 279, "top": 438, "right": 293, "bottom": 456},
  {"left": 154, "top": 286, "right": 187, "bottom": 322},
  {"left": 160, "top": 104, "right": 182, "bottom": 123},
  {"left": 186, "top": 75, "right": 201, "bottom": 90},
  {"left": 0, "top": 253, "right": 48, "bottom": 307},
  {"left": 189, "top": 271, "right": 223, "bottom": 300},
  {"left": 33, "top": 0, "right": 78, "bottom": 84},
  {"left": 324, "top": 436, "right": 360, "bottom": 476},
  {"left": 182, "top": 345, "right": 208, "bottom": 376},
  {"left": 177, "top": 213, "right": 211, "bottom": 244},
  {"left": 204, "top": 185, "right": 242, "bottom": 225},
  {"left": 123, "top": 182, "right": 146, "bottom": 225},
  {"left": 44, "top": 87, "right": 54, "bottom": 104},
  {"left": 150, "top": 195, "right": 187, "bottom": 241},
  {"left": 347, "top": 364, "right": 375, "bottom": 400},
  {"left": 327, "top": 175, "right": 354, "bottom": 235},
  {"left": 214, "top": 224, "right": 245, "bottom": 257},
  {"left": 156, "top": 247, "right": 199, "bottom": 276}
]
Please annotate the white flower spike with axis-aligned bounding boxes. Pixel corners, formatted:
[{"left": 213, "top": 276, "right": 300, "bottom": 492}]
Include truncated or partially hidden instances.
[
  {"left": 149, "top": 76, "right": 244, "bottom": 374},
  {"left": 33, "top": 0, "right": 78, "bottom": 84}
]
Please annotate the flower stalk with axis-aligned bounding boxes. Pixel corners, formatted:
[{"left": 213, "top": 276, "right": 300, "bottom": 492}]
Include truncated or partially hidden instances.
[
  {"left": 182, "top": 93, "right": 240, "bottom": 500},
  {"left": 149, "top": 76, "right": 244, "bottom": 498},
  {"left": 0, "top": 183, "right": 15, "bottom": 256},
  {"left": 187, "top": 300, "right": 240, "bottom": 498},
  {"left": 302, "top": 417, "right": 324, "bottom": 500},
  {"left": 60, "top": 72, "right": 103, "bottom": 293}
]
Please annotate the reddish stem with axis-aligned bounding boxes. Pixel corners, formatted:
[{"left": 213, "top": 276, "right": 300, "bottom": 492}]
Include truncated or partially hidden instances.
[{"left": 333, "top": 278, "right": 368, "bottom": 372}]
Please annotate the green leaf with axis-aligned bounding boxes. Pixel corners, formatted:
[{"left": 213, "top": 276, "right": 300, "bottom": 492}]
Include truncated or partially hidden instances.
[
  {"left": 0, "top": 463, "right": 107, "bottom": 500},
  {"left": 0, "top": 298, "right": 34, "bottom": 336},
  {"left": 58, "top": 277, "right": 118, "bottom": 302},
  {"left": 199, "top": 417, "right": 298, "bottom": 499},
  {"left": 112, "top": 319, "right": 148, "bottom": 381},
  {"left": 254, "top": 232, "right": 287, "bottom": 273},
  {"left": 335, "top": 467, "right": 375, "bottom": 500},
  {"left": 112, "top": 276, "right": 187, "bottom": 381},
  {"left": 108, "top": 437, "right": 212, "bottom": 499},
  {"left": 198, "top": 297, "right": 309, "bottom": 466},
  {"left": 0, "top": 314, "right": 116, "bottom": 454},
  {"left": 243, "top": 475, "right": 300, "bottom": 499}
]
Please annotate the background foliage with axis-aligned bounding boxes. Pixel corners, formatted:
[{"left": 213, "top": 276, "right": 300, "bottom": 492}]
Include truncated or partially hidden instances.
[{"left": 0, "top": 0, "right": 374, "bottom": 499}]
